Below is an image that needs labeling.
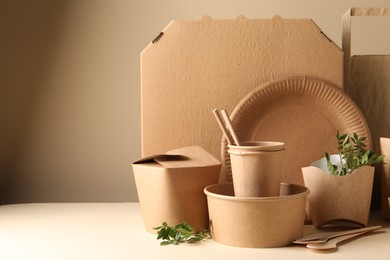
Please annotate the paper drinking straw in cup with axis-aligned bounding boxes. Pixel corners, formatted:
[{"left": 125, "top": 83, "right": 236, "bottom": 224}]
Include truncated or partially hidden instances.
[{"left": 228, "top": 141, "right": 285, "bottom": 197}]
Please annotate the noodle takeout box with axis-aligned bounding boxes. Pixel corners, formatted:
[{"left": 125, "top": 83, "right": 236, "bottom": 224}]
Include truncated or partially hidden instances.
[{"left": 132, "top": 146, "right": 221, "bottom": 233}]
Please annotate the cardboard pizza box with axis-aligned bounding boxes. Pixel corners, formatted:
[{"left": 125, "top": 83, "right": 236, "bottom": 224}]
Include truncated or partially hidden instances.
[{"left": 140, "top": 15, "right": 343, "bottom": 167}]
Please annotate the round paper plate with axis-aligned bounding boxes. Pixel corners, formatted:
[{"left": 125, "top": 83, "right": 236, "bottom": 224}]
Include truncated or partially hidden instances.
[{"left": 220, "top": 76, "right": 372, "bottom": 185}]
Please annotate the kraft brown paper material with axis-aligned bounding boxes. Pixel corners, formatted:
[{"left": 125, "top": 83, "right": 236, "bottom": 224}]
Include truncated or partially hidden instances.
[
  {"left": 342, "top": 7, "right": 390, "bottom": 153},
  {"left": 132, "top": 146, "right": 221, "bottom": 233},
  {"left": 380, "top": 137, "right": 390, "bottom": 219},
  {"left": 221, "top": 77, "right": 371, "bottom": 185},
  {"left": 228, "top": 148, "right": 285, "bottom": 197},
  {"left": 342, "top": 7, "right": 390, "bottom": 210},
  {"left": 141, "top": 15, "right": 343, "bottom": 170},
  {"left": 204, "top": 183, "right": 309, "bottom": 248},
  {"left": 302, "top": 165, "right": 374, "bottom": 228}
]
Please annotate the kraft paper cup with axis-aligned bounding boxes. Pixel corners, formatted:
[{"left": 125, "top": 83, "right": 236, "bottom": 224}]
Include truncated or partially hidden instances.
[
  {"left": 228, "top": 141, "right": 285, "bottom": 197},
  {"left": 204, "top": 183, "right": 309, "bottom": 248}
]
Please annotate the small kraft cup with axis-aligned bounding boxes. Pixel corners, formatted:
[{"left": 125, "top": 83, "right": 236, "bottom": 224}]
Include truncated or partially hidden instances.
[{"left": 228, "top": 141, "right": 285, "bottom": 197}]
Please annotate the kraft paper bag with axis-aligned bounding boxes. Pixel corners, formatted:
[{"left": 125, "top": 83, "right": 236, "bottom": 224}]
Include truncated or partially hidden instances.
[
  {"left": 380, "top": 137, "right": 390, "bottom": 219},
  {"left": 342, "top": 7, "right": 390, "bottom": 210},
  {"left": 342, "top": 7, "right": 390, "bottom": 154}
]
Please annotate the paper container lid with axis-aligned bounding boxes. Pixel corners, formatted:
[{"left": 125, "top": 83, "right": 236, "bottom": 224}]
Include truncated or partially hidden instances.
[{"left": 204, "top": 182, "right": 309, "bottom": 201}]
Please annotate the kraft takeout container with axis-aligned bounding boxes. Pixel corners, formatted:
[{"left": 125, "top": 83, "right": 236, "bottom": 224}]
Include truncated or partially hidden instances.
[
  {"left": 302, "top": 155, "right": 374, "bottom": 227},
  {"left": 132, "top": 146, "right": 221, "bottom": 233},
  {"left": 204, "top": 183, "right": 309, "bottom": 248}
]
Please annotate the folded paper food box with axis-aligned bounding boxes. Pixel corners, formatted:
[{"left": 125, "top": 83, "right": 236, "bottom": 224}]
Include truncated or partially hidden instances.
[
  {"left": 132, "top": 146, "right": 221, "bottom": 233},
  {"left": 141, "top": 15, "right": 343, "bottom": 177}
]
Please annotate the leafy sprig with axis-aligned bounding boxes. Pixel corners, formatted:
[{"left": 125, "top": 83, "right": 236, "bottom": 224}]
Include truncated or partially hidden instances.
[
  {"left": 153, "top": 222, "right": 209, "bottom": 246},
  {"left": 325, "top": 131, "right": 384, "bottom": 176}
]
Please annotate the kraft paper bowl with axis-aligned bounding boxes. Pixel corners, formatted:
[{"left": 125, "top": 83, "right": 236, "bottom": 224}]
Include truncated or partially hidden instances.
[{"left": 204, "top": 183, "right": 309, "bottom": 248}]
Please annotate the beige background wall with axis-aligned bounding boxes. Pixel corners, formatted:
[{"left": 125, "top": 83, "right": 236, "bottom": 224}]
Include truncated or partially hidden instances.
[{"left": 1, "top": 0, "right": 390, "bottom": 203}]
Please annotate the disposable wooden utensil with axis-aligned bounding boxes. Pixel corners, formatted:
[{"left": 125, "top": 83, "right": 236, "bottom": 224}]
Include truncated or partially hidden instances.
[
  {"left": 221, "top": 109, "right": 241, "bottom": 146},
  {"left": 293, "top": 225, "right": 381, "bottom": 244},
  {"left": 212, "top": 109, "right": 233, "bottom": 145},
  {"left": 306, "top": 229, "right": 379, "bottom": 250}
]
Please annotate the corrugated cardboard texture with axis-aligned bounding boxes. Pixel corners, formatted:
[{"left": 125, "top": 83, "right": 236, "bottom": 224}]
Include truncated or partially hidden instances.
[{"left": 141, "top": 16, "right": 343, "bottom": 160}]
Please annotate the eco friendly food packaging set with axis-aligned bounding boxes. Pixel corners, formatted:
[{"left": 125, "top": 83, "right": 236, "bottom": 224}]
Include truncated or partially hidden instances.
[{"left": 132, "top": 8, "right": 390, "bottom": 248}]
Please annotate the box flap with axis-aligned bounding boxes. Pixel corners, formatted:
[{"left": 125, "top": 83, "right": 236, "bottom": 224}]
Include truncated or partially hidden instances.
[
  {"left": 132, "top": 154, "right": 187, "bottom": 164},
  {"left": 163, "top": 146, "right": 221, "bottom": 168},
  {"left": 133, "top": 146, "right": 221, "bottom": 169}
]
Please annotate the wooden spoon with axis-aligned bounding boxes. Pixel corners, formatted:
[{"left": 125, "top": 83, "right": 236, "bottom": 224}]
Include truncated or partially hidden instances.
[
  {"left": 306, "top": 229, "right": 379, "bottom": 250},
  {"left": 294, "top": 225, "right": 381, "bottom": 244}
]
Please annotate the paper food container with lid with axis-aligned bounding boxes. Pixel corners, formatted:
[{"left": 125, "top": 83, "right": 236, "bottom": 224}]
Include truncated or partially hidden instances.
[{"left": 132, "top": 146, "right": 221, "bottom": 233}]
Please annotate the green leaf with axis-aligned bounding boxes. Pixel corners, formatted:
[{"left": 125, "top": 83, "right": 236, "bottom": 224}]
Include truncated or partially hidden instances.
[
  {"left": 169, "top": 228, "right": 176, "bottom": 238},
  {"left": 163, "top": 228, "right": 171, "bottom": 239},
  {"left": 344, "top": 143, "right": 352, "bottom": 149},
  {"left": 157, "top": 230, "right": 164, "bottom": 240},
  {"left": 361, "top": 150, "right": 369, "bottom": 163},
  {"left": 357, "top": 141, "right": 366, "bottom": 148},
  {"left": 160, "top": 241, "right": 171, "bottom": 246},
  {"left": 175, "top": 232, "right": 181, "bottom": 240}
]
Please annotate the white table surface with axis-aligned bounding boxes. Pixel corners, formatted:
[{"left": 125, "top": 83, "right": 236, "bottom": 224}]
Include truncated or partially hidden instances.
[{"left": 0, "top": 203, "right": 389, "bottom": 260}]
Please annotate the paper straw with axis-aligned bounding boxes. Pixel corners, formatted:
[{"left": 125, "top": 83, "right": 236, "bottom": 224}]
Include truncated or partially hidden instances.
[
  {"left": 212, "top": 109, "right": 233, "bottom": 145},
  {"left": 221, "top": 109, "right": 241, "bottom": 146}
]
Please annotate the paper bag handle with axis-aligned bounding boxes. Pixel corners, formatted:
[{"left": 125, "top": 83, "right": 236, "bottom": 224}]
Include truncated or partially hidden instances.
[{"left": 342, "top": 7, "right": 390, "bottom": 88}]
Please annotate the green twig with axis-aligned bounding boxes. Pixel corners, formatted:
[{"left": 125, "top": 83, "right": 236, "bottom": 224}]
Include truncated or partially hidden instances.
[
  {"left": 153, "top": 222, "right": 209, "bottom": 246},
  {"left": 325, "top": 131, "right": 384, "bottom": 176}
]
